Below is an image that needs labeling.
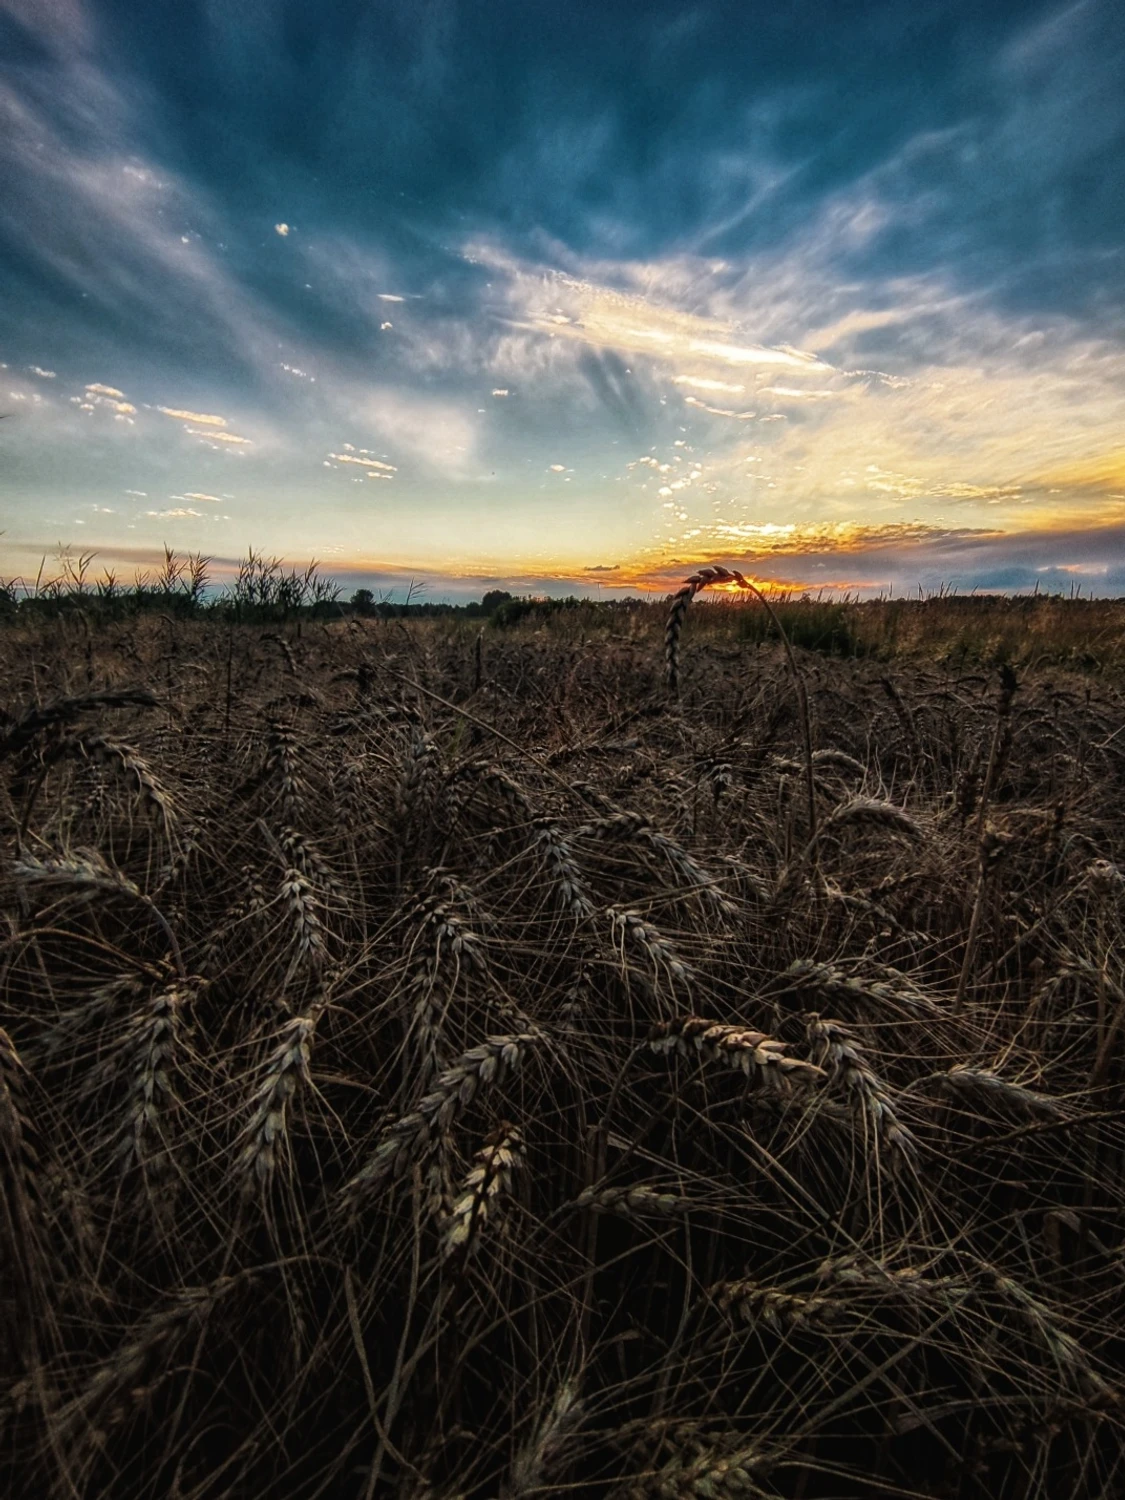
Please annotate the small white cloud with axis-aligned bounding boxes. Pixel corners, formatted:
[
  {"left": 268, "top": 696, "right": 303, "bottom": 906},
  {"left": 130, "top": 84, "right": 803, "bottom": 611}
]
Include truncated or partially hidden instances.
[
  {"left": 182, "top": 492, "right": 224, "bottom": 503},
  {"left": 86, "top": 383, "right": 125, "bottom": 398},
  {"left": 548, "top": 464, "right": 566, "bottom": 472},
  {"left": 683, "top": 395, "right": 757, "bottom": 419},
  {"left": 146, "top": 508, "right": 202, "bottom": 519},
  {"left": 380, "top": 321, "right": 393, "bottom": 330},
  {"left": 671, "top": 376, "right": 746, "bottom": 393},
  {"left": 275, "top": 223, "right": 290, "bottom": 237},
  {"left": 328, "top": 452, "right": 397, "bottom": 472},
  {"left": 686, "top": 339, "right": 831, "bottom": 371},
  {"left": 491, "top": 388, "right": 510, "bottom": 397},
  {"left": 86, "top": 393, "right": 136, "bottom": 414},
  {"left": 28, "top": 365, "right": 56, "bottom": 379},
  {"left": 377, "top": 293, "right": 405, "bottom": 302},
  {"left": 159, "top": 406, "right": 228, "bottom": 427},
  {"left": 185, "top": 428, "right": 252, "bottom": 445},
  {"left": 124, "top": 489, "right": 148, "bottom": 497},
  {"left": 760, "top": 385, "right": 839, "bottom": 400}
]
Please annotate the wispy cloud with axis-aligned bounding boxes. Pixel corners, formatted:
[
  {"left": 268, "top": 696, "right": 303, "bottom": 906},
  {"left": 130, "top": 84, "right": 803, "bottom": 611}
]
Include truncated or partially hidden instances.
[
  {"left": 184, "top": 428, "right": 252, "bottom": 445},
  {"left": 327, "top": 452, "right": 397, "bottom": 473},
  {"left": 158, "top": 408, "right": 229, "bottom": 427}
]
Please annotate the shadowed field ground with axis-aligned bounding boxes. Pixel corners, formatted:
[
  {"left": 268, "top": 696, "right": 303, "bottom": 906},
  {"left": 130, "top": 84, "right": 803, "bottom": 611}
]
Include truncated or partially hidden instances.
[{"left": 2, "top": 596, "right": 1124, "bottom": 1499}]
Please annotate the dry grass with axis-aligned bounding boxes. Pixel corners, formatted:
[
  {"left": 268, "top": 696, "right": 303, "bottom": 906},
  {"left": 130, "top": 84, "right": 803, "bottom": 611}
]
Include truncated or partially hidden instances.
[{"left": 1, "top": 587, "right": 1124, "bottom": 1498}]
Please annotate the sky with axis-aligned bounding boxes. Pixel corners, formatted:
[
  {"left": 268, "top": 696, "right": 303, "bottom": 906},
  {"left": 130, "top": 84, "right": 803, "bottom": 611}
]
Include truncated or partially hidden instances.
[{"left": 2, "top": 0, "right": 1125, "bottom": 600}]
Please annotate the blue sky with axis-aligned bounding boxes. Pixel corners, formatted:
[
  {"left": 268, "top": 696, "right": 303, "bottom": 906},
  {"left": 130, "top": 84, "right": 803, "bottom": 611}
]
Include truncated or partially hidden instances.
[{"left": 2, "top": 0, "right": 1125, "bottom": 598}]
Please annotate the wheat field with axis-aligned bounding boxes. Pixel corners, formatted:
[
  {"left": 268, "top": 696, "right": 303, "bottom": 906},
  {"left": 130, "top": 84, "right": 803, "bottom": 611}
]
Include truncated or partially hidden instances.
[{"left": 1, "top": 580, "right": 1124, "bottom": 1499}]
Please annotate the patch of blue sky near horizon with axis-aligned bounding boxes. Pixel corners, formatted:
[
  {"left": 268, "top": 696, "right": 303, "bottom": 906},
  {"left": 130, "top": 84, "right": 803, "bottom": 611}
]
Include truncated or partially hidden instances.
[{"left": 1, "top": 0, "right": 1125, "bottom": 594}]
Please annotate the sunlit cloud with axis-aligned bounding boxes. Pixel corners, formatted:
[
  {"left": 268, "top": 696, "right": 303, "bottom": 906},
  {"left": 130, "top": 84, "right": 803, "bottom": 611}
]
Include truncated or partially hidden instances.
[
  {"left": 84, "top": 391, "right": 136, "bottom": 415},
  {"left": 684, "top": 339, "right": 830, "bottom": 371},
  {"left": 158, "top": 407, "right": 229, "bottom": 427},
  {"left": 760, "top": 385, "right": 839, "bottom": 400},
  {"left": 328, "top": 452, "right": 397, "bottom": 472},
  {"left": 184, "top": 428, "right": 252, "bottom": 445},
  {"left": 671, "top": 376, "right": 746, "bottom": 393},
  {"left": 682, "top": 395, "right": 759, "bottom": 419}
]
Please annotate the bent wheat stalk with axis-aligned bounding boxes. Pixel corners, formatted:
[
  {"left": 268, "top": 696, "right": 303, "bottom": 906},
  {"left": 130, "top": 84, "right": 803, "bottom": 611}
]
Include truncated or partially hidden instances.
[
  {"left": 651, "top": 1016, "right": 822, "bottom": 1090},
  {"left": 13, "top": 848, "right": 187, "bottom": 979},
  {"left": 339, "top": 1032, "right": 539, "bottom": 1214},
  {"left": 664, "top": 564, "right": 816, "bottom": 840}
]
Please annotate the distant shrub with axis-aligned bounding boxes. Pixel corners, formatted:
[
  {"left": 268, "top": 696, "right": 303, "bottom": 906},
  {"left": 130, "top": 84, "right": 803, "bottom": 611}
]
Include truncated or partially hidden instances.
[
  {"left": 489, "top": 595, "right": 582, "bottom": 628},
  {"left": 481, "top": 588, "right": 515, "bottom": 614}
]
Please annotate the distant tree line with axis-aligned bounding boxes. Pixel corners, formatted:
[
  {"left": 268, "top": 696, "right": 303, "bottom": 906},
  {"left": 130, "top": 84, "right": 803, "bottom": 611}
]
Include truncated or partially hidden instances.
[{"left": 0, "top": 549, "right": 609, "bottom": 628}]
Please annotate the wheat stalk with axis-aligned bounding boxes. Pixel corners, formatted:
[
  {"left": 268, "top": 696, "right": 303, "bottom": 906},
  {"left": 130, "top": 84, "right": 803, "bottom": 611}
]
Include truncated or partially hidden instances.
[
  {"left": 503, "top": 1377, "right": 583, "bottom": 1498},
  {"left": 237, "top": 1000, "right": 324, "bottom": 1191},
  {"left": 58, "top": 731, "right": 178, "bottom": 836},
  {"left": 530, "top": 818, "right": 594, "bottom": 920},
  {"left": 651, "top": 1016, "right": 822, "bottom": 1090},
  {"left": 442, "top": 1122, "right": 524, "bottom": 1260},
  {"left": 807, "top": 1015, "right": 918, "bottom": 1170},
  {"left": 53, "top": 1277, "right": 241, "bottom": 1446},
  {"left": 577, "top": 811, "right": 735, "bottom": 917},
  {"left": 339, "top": 1033, "right": 539, "bottom": 1213},
  {"left": 0, "top": 686, "right": 158, "bottom": 762},
  {"left": 937, "top": 1065, "right": 1071, "bottom": 1117},
  {"left": 265, "top": 719, "right": 306, "bottom": 822},
  {"left": 111, "top": 982, "right": 189, "bottom": 1180},
  {"left": 573, "top": 1184, "right": 690, "bottom": 1219},
  {"left": 707, "top": 1278, "right": 836, "bottom": 1332}
]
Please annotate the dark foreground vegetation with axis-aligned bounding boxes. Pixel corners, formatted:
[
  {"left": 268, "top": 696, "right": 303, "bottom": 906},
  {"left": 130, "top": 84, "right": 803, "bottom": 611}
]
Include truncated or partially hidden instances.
[{"left": 2, "top": 581, "right": 1125, "bottom": 1499}]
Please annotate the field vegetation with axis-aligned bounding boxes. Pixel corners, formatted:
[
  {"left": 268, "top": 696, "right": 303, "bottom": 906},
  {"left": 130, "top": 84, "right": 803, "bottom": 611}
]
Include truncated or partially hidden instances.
[{"left": 2, "top": 557, "right": 1125, "bottom": 1498}]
